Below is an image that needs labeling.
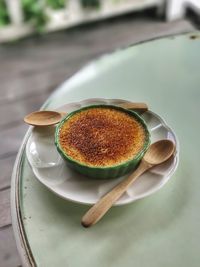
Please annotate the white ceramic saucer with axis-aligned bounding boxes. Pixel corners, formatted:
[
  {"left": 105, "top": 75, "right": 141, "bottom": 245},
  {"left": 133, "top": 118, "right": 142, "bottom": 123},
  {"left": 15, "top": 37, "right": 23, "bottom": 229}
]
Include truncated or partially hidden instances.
[{"left": 26, "top": 98, "right": 179, "bottom": 205}]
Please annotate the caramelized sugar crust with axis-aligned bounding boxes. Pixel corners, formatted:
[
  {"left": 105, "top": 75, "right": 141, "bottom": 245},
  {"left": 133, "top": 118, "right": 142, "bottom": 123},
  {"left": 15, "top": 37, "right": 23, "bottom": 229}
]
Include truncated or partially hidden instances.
[{"left": 59, "top": 107, "right": 146, "bottom": 167}]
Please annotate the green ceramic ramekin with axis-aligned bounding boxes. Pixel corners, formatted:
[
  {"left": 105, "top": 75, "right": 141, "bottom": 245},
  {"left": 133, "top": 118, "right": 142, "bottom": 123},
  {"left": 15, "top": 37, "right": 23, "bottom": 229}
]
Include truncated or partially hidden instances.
[{"left": 55, "top": 105, "right": 150, "bottom": 179}]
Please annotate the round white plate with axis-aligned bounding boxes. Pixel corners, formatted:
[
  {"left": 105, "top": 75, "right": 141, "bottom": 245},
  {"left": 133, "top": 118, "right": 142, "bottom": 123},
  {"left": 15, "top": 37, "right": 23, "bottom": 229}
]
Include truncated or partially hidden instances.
[{"left": 26, "top": 98, "right": 179, "bottom": 205}]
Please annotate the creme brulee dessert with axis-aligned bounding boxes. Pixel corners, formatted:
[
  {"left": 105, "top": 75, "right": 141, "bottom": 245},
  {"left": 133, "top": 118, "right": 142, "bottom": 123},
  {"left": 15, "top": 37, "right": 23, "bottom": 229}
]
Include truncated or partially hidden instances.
[{"left": 58, "top": 106, "right": 147, "bottom": 167}]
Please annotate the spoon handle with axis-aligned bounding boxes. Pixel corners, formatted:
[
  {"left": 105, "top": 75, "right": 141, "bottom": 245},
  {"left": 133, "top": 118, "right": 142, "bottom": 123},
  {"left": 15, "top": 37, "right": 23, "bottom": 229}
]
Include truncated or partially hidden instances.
[
  {"left": 119, "top": 102, "right": 148, "bottom": 113},
  {"left": 59, "top": 103, "right": 148, "bottom": 115},
  {"left": 81, "top": 161, "right": 150, "bottom": 228}
]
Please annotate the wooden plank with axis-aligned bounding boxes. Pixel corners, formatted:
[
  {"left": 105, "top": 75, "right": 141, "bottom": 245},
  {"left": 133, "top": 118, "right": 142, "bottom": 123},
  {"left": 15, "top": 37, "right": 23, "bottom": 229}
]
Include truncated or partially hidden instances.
[
  {"left": 0, "top": 91, "right": 58, "bottom": 158},
  {"left": 0, "top": 19, "right": 194, "bottom": 104},
  {"left": 0, "top": 189, "right": 11, "bottom": 228},
  {"left": 0, "top": 225, "right": 22, "bottom": 267},
  {"left": 0, "top": 35, "right": 101, "bottom": 85},
  {"left": 0, "top": 57, "right": 94, "bottom": 105},
  {"left": 0, "top": 155, "right": 17, "bottom": 190},
  {"left": 0, "top": 124, "right": 27, "bottom": 159},
  {"left": 0, "top": 91, "right": 54, "bottom": 128},
  {"left": 0, "top": 66, "right": 71, "bottom": 104}
]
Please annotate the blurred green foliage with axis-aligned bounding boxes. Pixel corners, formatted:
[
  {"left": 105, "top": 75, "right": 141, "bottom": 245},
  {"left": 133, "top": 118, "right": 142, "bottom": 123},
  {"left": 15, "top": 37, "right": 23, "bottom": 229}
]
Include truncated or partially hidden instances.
[
  {"left": 22, "top": 0, "right": 65, "bottom": 32},
  {"left": 22, "top": 0, "right": 48, "bottom": 32},
  {"left": 22, "top": 0, "right": 100, "bottom": 32},
  {"left": 0, "top": 0, "right": 10, "bottom": 27},
  {"left": 0, "top": 0, "right": 101, "bottom": 31},
  {"left": 46, "top": 0, "right": 65, "bottom": 9}
]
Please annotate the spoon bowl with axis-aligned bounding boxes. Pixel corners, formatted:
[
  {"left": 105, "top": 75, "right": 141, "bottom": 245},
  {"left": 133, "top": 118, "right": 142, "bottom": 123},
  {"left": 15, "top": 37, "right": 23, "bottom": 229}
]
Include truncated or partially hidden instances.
[
  {"left": 24, "top": 111, "right": 63, "bottom": 126},
  {"left": 144, "top": 139, "right": 175, "bottom": 165}
]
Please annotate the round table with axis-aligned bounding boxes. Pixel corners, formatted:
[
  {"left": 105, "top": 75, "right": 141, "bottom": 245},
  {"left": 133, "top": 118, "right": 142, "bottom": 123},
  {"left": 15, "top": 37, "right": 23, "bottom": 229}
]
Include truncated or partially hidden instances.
[{"left": 11, "top": 32, "right": 200, "bottom": 267}]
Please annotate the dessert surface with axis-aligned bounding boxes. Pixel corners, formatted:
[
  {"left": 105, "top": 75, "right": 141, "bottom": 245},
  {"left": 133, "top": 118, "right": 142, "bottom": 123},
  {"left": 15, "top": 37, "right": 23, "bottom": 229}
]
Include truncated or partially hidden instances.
[{"left": 59, "top": 107, "right": 146, "bottom": 167}]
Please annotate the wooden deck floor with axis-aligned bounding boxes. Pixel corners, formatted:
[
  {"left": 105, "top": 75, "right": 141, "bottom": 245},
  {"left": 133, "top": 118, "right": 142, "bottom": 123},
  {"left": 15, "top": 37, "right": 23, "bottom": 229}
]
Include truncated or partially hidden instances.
[{"left": 0, "top": 12, "right": 195, "bottom": 267}]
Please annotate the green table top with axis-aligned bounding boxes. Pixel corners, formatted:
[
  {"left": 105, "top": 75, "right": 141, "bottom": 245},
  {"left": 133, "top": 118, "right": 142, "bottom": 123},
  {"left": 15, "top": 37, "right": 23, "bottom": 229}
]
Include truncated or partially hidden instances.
[{"left": 12, "top": 32, "right": 200, "bottom": 267}]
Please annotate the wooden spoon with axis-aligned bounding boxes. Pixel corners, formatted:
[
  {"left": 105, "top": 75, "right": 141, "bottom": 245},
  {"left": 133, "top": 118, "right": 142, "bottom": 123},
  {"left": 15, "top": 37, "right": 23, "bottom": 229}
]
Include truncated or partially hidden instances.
[
  {"left": 24, "top": 102, "right": 148, "bottom": 126},
  {"left": 81, "top": 139, "right": 175, "bottom": 228}
]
